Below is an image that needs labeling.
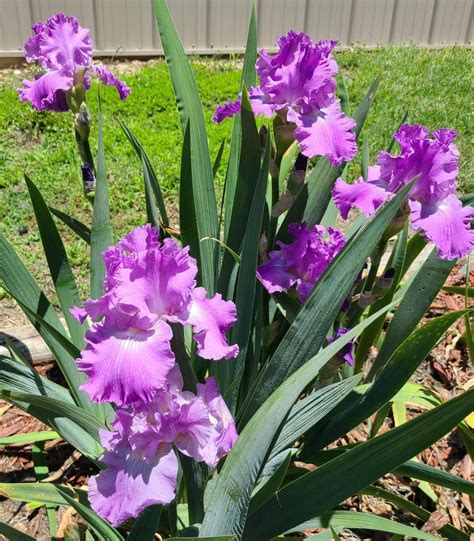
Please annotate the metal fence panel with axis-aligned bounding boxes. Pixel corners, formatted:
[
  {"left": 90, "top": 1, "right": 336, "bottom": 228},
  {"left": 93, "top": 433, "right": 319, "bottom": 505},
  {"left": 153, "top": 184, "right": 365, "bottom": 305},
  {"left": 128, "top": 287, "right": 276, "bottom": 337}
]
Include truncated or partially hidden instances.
[{"left": 0, "top": 0, "right": 471, "bottom": 58}]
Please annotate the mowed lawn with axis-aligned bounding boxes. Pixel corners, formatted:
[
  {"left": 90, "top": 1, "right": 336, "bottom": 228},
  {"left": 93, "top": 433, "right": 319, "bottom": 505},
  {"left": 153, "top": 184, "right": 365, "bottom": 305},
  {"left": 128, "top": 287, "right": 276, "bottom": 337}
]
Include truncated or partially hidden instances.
[{"left": 0, "top": 46, "right": 472, "bottom": 297}]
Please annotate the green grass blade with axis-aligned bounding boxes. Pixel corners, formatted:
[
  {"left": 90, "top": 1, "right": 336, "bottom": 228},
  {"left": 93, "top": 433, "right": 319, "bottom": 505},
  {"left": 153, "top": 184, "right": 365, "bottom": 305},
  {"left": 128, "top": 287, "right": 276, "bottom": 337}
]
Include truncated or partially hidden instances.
[
  {"left": 394, "top": 460, "right": 474, "bottom": 495},
  {"left": 213, "top": 140, "right": 226, "bottom": 179},
  {"left": 283, "top": 511, "right": 439, "bottom": 541},
  {"left": 49, "top": 206, "right": 91, "bottom": 244},
  {"left": 368, "top": 246, "right": 456, "bottom": 379},
  {"left": 57, "top": 487, "right": 124, "bottom": 540},
  {"left": 0, "top": 234, "right": 90, "bottom": 411},
  {"left": 361, "top": 486, "right": 468, "bottom": 540},
  {"left": 279, "top": 75, "right": 380, "bottom": 240},
  {"left": 0, "top": 430, "right": 59, "bottom": 446},
  {"left": 302, "top": 310, "right": 470, "bottom": 457},
  {"left": 269, "top": 376, "right": 361, "bottom": 460},
  {"left": 199, "top": 301, "right": 398, "bottom": 538},
  {"left": 222, "top": 131, "right": 270, "bottom": 405},
  {"left": 249, "top": 450, "right": 292, "bottom": 513},
  {"left": 0, "top": 483, "right": 88, "bottom": 506},
  {"left": 224, "top": 4, "right": 257, "bottom": 240},
  {"left": 0, "top": 390, "right": 102, "bottom": 459},
  {"left": 1, "top": 391, "right": 102, "bottom": 457},
  {"left": 0, "top": 523, "right": 36, "bottom": 541},
  {"left": 119, "top": 119, "right": 169, "bottom": 226},
  {"left": 90, "top": 97, "right": 112, "bottom": 299},
  {"left": 217, "top": 87, "right": 261, "bottom": 296},
  {"left": 239, "top": 181, "right": 413, "bottom": 425},
  {"left": 142, "top": 151, "right": 160, "bottom": 227},
  {"left": 129, "top": 505, "right": 162, "bottom": 541},
  {"left": 443, "top": 285, "right": 474, "bottom": 297},
  {"left": 354, "top": 222, "right": 408, "bottom": 370},
  {"left": 0, "top": 355, "right": 73, "bottom": 403},
  {"left": 244, "top": 389, "right": 473, "bottom": 539},
  {"left": 179, "top": 121, "right": 199, "bottom": 265},
  {"left": 25, "top": 175, "right": 85, "bottom": 349},
  {"left": 153, "top": 0, "right": 218, "bottom": 293}
]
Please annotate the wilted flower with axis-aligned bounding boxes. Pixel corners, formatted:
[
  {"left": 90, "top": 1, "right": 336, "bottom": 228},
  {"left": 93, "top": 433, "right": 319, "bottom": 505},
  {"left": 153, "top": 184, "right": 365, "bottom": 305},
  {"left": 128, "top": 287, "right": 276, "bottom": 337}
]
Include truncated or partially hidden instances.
[
  {"left": 213, "top": 31, "right": 357, "bottom": 166},
  {"left": 89, "top": 373, "right": 237, "bottom": 526},
  {"left": 257, "top": 222, "right": 346, "bottom": 302},
  {"left": 72, "top": 225, "right": 238, "bottom": 406},
  {"left": 18, "top": 13, "right": 130, "bottom": 112},
  {"left": 333, "top": 124, "right": 474, "bottom": 259}
]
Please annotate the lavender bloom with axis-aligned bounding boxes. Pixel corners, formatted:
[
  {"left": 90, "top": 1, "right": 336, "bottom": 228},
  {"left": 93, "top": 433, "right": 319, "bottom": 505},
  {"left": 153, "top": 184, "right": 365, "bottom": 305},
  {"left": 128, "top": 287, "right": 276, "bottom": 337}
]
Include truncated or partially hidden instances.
[
  {"left": 72, "top": 225, "right": 238, "bottom": 406},
  {"left": 333, "top": 124, "right": 474, "bottom": 259},
  {"left": 327, "top": 327, "right": 355, "bottom": 366},
  {"left": 89, "top": 376, "right": 237, "bottom": 526},
  {"left": 18, "top": 13, "right": 130, "bottom": 112},
  {"left": 213, "top": 31, "right": 357, "bottom": 166},
  {"left": 257, "top": 222, "right": 346, "bottom": 302}
]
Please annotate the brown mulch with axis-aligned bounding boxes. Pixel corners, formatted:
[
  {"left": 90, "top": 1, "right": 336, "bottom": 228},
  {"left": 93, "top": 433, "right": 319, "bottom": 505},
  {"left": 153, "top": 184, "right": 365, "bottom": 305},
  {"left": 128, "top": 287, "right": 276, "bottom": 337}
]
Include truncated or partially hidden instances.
[{"left": 0, "top": 264, "right": 472, "bottom": 539}]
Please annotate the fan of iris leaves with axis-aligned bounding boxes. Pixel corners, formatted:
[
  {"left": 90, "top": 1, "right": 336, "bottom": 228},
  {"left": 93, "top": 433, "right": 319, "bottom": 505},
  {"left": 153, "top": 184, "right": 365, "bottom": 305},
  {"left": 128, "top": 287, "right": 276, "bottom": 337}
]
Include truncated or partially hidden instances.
[{"left": 0, "top": 1, "right": 473, "bottom": 540}]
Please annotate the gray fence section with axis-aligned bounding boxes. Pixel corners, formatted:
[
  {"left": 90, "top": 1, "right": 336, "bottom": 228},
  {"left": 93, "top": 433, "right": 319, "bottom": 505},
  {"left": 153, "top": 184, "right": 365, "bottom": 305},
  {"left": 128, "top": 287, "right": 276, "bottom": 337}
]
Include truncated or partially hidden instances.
[{"left": 1, "top": 0, "right": 472, "bottom": 58}]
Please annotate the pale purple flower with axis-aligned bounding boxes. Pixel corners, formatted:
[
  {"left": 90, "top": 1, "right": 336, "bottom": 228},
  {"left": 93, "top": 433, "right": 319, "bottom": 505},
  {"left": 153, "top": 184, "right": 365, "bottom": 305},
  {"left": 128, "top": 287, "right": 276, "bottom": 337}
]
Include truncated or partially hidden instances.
[
  {"left": 257, "top": 222, "right": 346, "bottom": 302},
  {"left": 327, "top": 327, "right": 355, "bottom": 366},
  {"left": 213, "top": 31, "right": 357, "bottom": 166},
  {"left": 72, "top": 225, "right": 238, "bottom": 406},
  {"left": 89, "top": 377, "right": 237, "bottom": 525},
  {"left": 333, "top": 124, "right": 474, "bottom": 260},
  {"left": 18, "top": 13, "right": 130, "bottom": 112}
]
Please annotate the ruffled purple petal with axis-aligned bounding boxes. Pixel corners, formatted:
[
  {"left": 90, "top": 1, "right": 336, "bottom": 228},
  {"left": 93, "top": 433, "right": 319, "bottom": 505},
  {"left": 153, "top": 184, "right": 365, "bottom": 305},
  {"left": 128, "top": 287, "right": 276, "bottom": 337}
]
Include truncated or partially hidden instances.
[
  {"left": 92, "top": 65, "right": 131, "bottom": 100},
  {"left": 212, "top": 99, "right": 241, "bottom": 123},
  {"left": 196, "top": 378, "right": 238, "bottom": 467},
  {"left": 18, "top": 70, "right": 71, "bottom": 112},
  {"left": 291, "top": 100, "right": 357, "bottom": 165},
  {"left": 409, "top": 194, "right": 474, "bottom": 260},
  {"left": 77, "top": 317, "right": 175, "bottom": 406},
  {"left": 248, "top": 86, "right": 278, "bottom": 117},
  {"left": 185, "top": 288, "right": 239, "bottom": 360},
  {"left": 256, "top": 31, "right": 338, "bottom": 109},
  {"left": 25, "top": 13, "right": 93, "bottom": 71},
  {"left": 332, "top": 167, "right": 393, "bottom": 219},
  {"left": 89, "top": 446, "right": 177, "bottom": 526},
  {"left": 257, "top": 223, "right": 346, "bottom": 302}
]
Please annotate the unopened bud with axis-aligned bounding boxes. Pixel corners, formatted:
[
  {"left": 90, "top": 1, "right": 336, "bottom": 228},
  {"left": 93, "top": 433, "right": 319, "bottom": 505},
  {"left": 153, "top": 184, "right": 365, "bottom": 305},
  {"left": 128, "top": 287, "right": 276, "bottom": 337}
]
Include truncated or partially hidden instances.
[
  {"left": 75, "top": 102, "right": 91, "bottom": 140},
  {"left": 82, "top": 163, "right": 96, "bottom": 195}
]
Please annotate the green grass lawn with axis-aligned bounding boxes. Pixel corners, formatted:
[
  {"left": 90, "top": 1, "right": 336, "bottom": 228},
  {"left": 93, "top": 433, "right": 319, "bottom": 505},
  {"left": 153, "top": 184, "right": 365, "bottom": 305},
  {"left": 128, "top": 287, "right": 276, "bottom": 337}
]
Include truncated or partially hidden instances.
[{"left": 0, "top": 46, "right": 472, "bottom": 298}]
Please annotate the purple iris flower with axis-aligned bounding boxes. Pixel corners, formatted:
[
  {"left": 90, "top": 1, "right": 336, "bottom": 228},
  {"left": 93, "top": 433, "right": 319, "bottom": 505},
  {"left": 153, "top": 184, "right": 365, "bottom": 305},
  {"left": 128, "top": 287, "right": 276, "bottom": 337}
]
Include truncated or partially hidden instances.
[
  {"left": 89, "top": 373, "right": 237, "bottom": 526},
  {"left": 72, "top": 224, "right": 239, "bottom": 407},
  {"left": 327, "top": 327, "right": 355, "bottom": 366},
  {"left": 332, "top": 124, "right": 474, "bottom": 260},
  {"left": 213, "top": 31, "right": 357, "bottom": 166},
  {"left": 257, "top": 222, "right": 346, "bottom": 302},
  {"left": 18, "top": 13, "right": 130, "bottom": 111}
]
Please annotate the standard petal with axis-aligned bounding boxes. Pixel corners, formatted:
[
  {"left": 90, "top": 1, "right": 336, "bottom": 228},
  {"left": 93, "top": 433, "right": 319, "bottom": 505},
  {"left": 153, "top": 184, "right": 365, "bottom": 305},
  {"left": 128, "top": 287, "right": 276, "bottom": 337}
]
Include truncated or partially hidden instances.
[
  {"left": 332, "top": 172, "right": 392, "bottom": 219},
  {"left": 292, "top": 100, "right": 357, "bottom": 165},
  {"left": 18, "top": 70, "right": 71, "bottom": 112},
  {"left": 89, "top": 447, "right": 178, "bottom": 526},
  {"left": 38, "top": 13, "right": 93, "bottom": 70},
  {"left": 77, "top": 318, "right": 175, "bottom": 406},
  {"left": 212, "top": 98, "right": 241, "bottom": 123},
  {"left": 409, "top": 194, "right": 474, "bottom": 260},
  {"left": 186, "top": 288, "right": 239, "bottom": 360},
  {"left": 92, "top": 65, "right": 131, "bottom": 100}
]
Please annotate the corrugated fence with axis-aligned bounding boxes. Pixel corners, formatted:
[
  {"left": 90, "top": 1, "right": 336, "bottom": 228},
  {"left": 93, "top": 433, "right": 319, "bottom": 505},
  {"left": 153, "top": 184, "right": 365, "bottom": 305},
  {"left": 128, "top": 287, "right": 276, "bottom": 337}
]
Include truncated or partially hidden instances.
[{"left": 1, "top": 0, "right": 472, "bottom": 58}]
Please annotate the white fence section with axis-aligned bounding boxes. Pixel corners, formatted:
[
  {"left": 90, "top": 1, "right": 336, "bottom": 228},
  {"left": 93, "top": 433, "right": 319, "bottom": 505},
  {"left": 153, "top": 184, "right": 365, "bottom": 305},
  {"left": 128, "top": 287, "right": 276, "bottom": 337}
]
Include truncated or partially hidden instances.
[{"left": 1, "top": 0, "right": 472, "bottom": 58}]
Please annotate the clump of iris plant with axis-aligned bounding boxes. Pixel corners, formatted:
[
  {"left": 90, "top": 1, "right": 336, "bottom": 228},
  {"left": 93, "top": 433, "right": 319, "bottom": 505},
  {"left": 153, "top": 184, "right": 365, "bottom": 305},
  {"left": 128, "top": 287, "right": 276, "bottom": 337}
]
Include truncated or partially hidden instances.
[
  {"left": 213, "top": 31, "right": 357, "bottom": 166},
  {"left": 18, "top": 13, "right": 130, "bottom": 194},
  {"left": 72, "top": 225, "right": 239, "bottom": 525}
]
